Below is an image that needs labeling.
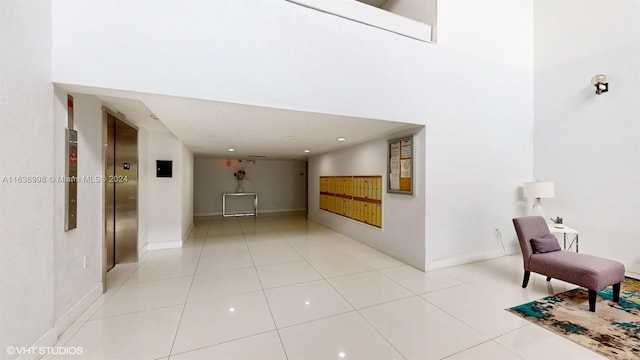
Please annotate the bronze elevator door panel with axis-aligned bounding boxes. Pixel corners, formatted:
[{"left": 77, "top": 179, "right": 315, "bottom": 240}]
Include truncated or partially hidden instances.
[
  {"left": 106, "top": 120, "right": 115, "bottom": 271},
  {"left": 105, "top": 114, "right": 138, "bottom": 272},
  {"left": 114, "top": 119, "right": 138, "bottom": 264}
]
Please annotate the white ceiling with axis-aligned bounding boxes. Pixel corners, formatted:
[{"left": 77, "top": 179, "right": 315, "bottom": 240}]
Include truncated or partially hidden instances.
[{"left": 59, "top": 84, "right": 421, "bottom": 160}]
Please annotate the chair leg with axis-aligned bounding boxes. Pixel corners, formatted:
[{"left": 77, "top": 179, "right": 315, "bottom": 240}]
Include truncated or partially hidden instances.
[
  {"left": 546, "top": 276, "right": 552, "bottom": 282},
  {"left": 613, "top": 283, "right": 621, "bottom": 303},
  {"left": 588, "top": 289, "right": 597, "bottom": 312},
  {"left": 522, "top": 270, "right": 530, "bottom": 288}
]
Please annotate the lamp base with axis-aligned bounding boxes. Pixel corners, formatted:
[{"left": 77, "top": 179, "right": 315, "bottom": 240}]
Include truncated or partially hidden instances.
[{"left": 530, "top": 198, "right": 546, "bottom": 219}]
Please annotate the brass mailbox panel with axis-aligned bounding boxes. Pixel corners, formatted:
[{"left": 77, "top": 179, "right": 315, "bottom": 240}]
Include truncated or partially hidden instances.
[{"left": 319, "top": 175, "right": 382, "bottom": 228}]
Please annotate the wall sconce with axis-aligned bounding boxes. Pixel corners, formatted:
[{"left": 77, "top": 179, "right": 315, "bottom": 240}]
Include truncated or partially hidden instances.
[{"left": 591, "top": 74, "right": 608, "bottom": 95}]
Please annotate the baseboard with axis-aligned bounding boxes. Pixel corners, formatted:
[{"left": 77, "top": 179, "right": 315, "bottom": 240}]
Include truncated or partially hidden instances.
[
  {"left": 182, "top": 222, "right": 193, "bottom": 243},
  {"left": 194, "top": 211, "right": 221, "bottom": 217},
  {"left": 194, "top": 208, "right": 306, "bottom": 217},
  {"left": 16, "top": 328, "right": 58, "bottom": 360},
  {"left": 258, "top": 208, "right": 306, "bottom": 214},
  {"left": 624, "top": 262, "right": 640, "bottom": 275},
  {"left": 425, "top": 246, "right": 520, "bottom": 271},
  {"left": 53, "top": 283, "right": 103, "bottom": 338},
  {"left": 147, "top": 241, "right": 182, "bottom": 250},
  {"left": 138, "top": 243, "right": 150, "bottom": 262}
]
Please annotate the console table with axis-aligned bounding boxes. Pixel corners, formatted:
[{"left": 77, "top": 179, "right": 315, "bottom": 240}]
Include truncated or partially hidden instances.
[
  {"left": 222, "top": 193, "right": 258, "bottom": 217},
  {"left": 549, "top": 224, "right": 579, "bottom": 252}
]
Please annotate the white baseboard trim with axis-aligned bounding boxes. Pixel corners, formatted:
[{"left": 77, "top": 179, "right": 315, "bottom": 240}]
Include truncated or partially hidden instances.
[
  {"left": 138, "top": 243, "right": 150, "bottom": 262},
  {"left": 147, "top": 241, "right": 182, "bottom": 250},
  {"left": 194, "top": 208, "right": 306, "bottom": 217},
  {"left": 624, "top": 262, "right": 640, "bottom": 275},
  {"left": 425, "top": 245, "right": 520, "bottom": 271},
  {"left": 182, "top": 222, "right": 193, "bottom": 242},
  {"left": 53, "top": 283, "right": 103, "bottom": 338},
  {"left": 194, "top": 211, "right": 221, "bottom": 217},
  {"left": 258, "top": 208, "right": 306, "bottom": 214},
  {"left": 17, "top": 328, "right": 58, "bottom": 359}
]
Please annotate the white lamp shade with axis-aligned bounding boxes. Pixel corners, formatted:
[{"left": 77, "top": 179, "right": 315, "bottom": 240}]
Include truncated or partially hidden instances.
[{"left": 523, "top": 181, "right": 555, "bottom": 198}]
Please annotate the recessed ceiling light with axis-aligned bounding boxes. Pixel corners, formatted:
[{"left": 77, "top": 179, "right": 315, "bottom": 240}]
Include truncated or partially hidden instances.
[
  {"left": 228, "top": 307, "right": 235, "bottom": 312},
  {"left": 228, "top": 148, "right": 235, "bottom": 152},
  {"left": 338, "top": 352, "right": 346, "bottom": 358},
  {"left": 304, "top": 149, "right": 311, "bottom": 153},
  {"left": 337, "top": 137, "right": 347, "bottom": 142}
]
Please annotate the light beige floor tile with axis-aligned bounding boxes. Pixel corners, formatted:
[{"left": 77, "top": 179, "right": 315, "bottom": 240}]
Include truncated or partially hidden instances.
[
  {"left": 264, "top": 280, "right": 354, "bottom": 328},
  {"left": 170, "top": 331, "right": 286, "bottom": 360},
  {"left": 248, "top": 242, "right": 303, "bottom": 266},
  {"left": 196, "top": 250, "right": 254, "bottom": 275},
  {"left": 329, "top": 237, "right": 376, "bottom": 254},
  {"left": 172, "top": 291, "right": 276, "bottom": 355},
  {"left": 423, "top": 283, "right": 530, "bottom": 338},
  {"left": 188, "top": 268, "right": 261, "bottom": 302},
  {"left": 446, "top": 340, "right": 524, "bottom": 359},
  {"left": 201, "top": 237, "right": 248, "bottom": 257},
  {"left": 307, "top": 254, "right": 374, "bottom": 278},
  {"left": 53, "top": 306, "right": 183, "bottom": 359},
  {"left": 328, "top": 271, "right": 413, "bottom": 309},
  {"left": 128, "top": 256, "right": 199, "bottom": 283},
  {"left": 91, "top": 276, "right": 192, "bottom": 319},
  {"left": 256, "top": 260, "right": 322, "bottom": 289},
  {"left": 380, "top": 265, "right": 464, "bottom": 294},
  {"left": 148, "top": 243, "right": 203, "bottom": 260},
  {"left": 46, "top": 215, "right": 615, "bottom": 360},
  {"left": 439, "top": 256, "right": 516, "bottom": 283},
  {"left": 350, "top": 250, "right": 404, "bottom": 269},
  {"left": 360, "top": 296, "right": 488, "bottom": 359},
  {"left": 494, "top": 324, "right": 607, "bottom": 359},
  {"left": 469, "top": 272, "right": 577, "bottom": 309},
  {"left": 279, "top": 312, "right": 404, "bottom": 360},
  {"left": 289, "top": 240, "right": 348, "bottom": 259}
]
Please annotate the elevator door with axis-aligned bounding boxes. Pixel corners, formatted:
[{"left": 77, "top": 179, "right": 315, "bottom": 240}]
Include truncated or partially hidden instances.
[{"left": 105, "top": 114, "right": 138, "bottom": 272}]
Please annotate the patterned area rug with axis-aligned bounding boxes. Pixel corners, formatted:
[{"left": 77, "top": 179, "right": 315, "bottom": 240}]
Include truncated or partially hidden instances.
[{"left": 507, "top": 277, "right": 640, "bottom": 359}]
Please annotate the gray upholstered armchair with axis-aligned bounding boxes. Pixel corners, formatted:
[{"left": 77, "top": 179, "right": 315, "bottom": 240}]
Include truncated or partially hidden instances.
[{"left": 512, "top": 216, "right": 625, "bottom": 312}]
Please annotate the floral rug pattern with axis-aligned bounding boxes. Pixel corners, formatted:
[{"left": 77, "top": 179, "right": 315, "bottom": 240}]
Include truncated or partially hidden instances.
[{"left": 507, "top": 277, "right": 640, "bottom": 360}]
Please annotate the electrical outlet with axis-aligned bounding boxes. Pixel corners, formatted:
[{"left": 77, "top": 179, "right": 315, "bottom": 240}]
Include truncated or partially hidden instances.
[
  {"left": 494, "top": 227, "right": 506, "bottom": 254},
  {"left": 83, "top": 255, "right": 87, "bottom": 269}
]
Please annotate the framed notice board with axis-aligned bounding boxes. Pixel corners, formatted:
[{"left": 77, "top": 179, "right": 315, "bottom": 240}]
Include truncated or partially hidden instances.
[{"left": 387, "top": 135, "right": 414, "bottom": 195}]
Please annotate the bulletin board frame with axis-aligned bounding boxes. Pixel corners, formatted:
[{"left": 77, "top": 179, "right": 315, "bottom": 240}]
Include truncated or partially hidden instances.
[{"left": 387, "top": 135, "right": 414, "bottom": 195}]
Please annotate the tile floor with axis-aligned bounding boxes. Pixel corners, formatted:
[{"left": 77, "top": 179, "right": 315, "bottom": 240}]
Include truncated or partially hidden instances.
[{"left": 47, "top": 213, "right": 636, "bottom": 359}]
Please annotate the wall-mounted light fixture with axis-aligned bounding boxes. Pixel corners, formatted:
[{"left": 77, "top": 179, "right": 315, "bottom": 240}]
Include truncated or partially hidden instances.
[{"left": 591, "top": 74, "right": 608, "bottom": 95}]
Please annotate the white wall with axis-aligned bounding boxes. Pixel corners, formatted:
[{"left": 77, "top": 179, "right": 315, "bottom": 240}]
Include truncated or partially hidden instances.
[
  {"left": 194, "top": 159, "right": 306, "bottom": 216},
  {"left": 309, "top": 130, "right": 426, "bottom": 269},
  {"left": 0, "top": 0, "right": 57, "bottom": 354},
  {"left": 51, "top": 0, "right": 534, "bottom": 269},
  {"left": 533, "top": 0, "right": 640, "bottom": 267},
  {"left": 52, "top": 91, "right": 104, "bottom": 333},
  {"left": 181, "top": 143, "right": 194, "bottom": 237},
  {"left": 138, "top": 129, "right": 149, "bottom": 251},
  {"left": 144, "top": 132, "right": 192, "bottom": 248},
  {"left": 424, "top": 0, "right": 534, "bottom": 268}
]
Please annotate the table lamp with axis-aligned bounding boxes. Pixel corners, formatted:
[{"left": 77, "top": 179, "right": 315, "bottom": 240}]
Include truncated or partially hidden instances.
[{"left": 523, "top": 181, "right": 555, "bottom": 218}]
